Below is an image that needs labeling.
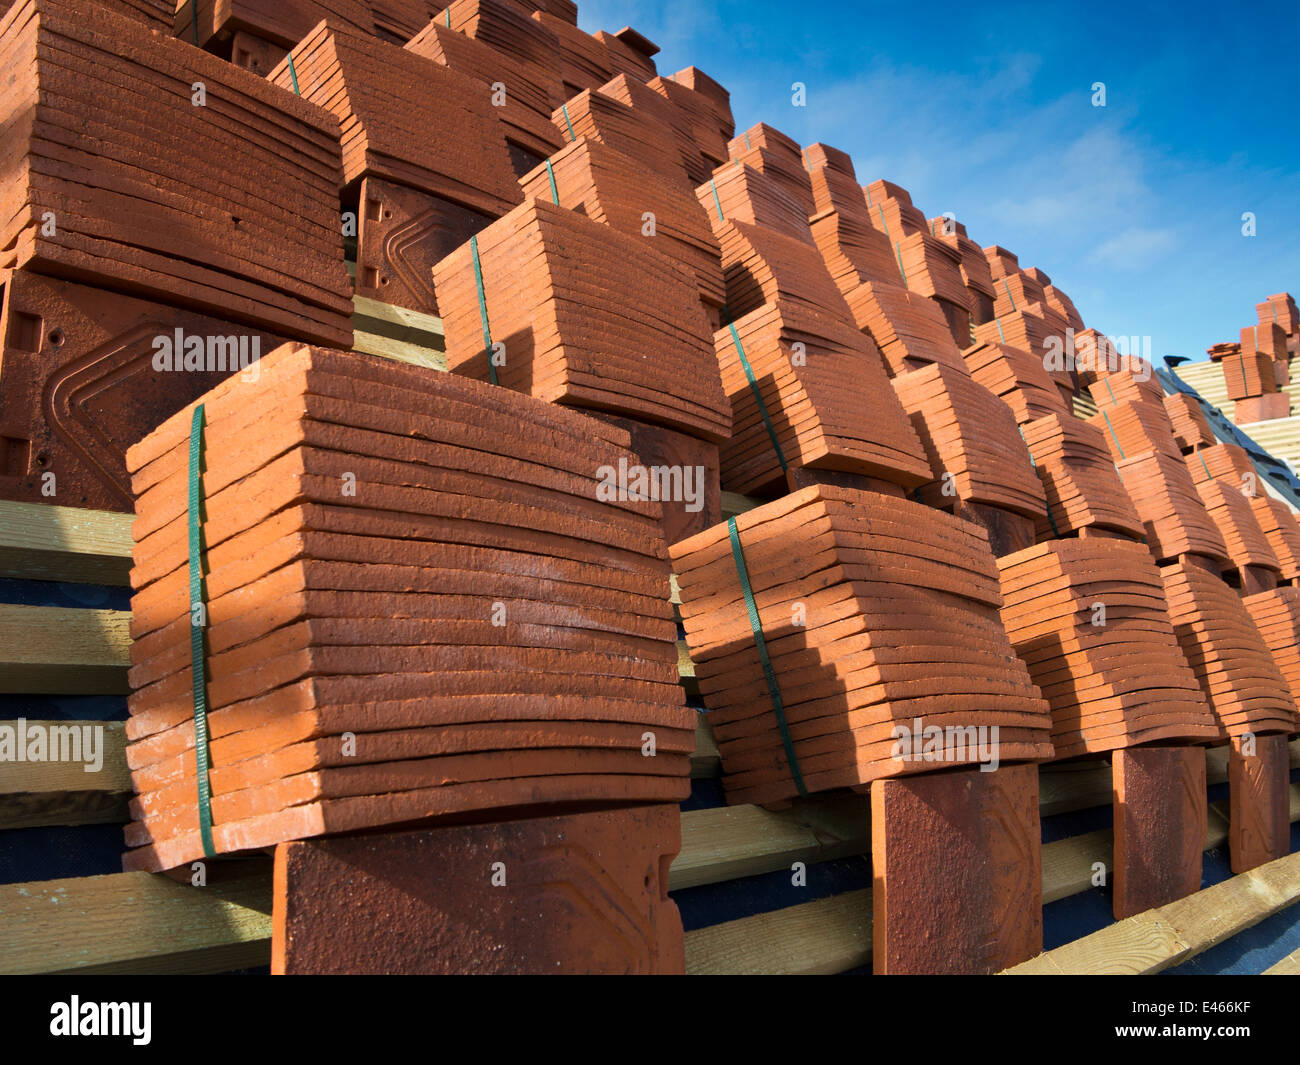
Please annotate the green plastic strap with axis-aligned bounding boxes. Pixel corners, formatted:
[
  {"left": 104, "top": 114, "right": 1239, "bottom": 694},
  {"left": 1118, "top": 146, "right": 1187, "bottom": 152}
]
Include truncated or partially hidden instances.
[
  {"left": 892, "top": 241, "right": 906, "bottom": 281},
  {"left": 1018, "top": 426, "right": 1061, "bottom": 537},
  {"left": 286, "top": 53, "right": 301, "bottom": 96},
  {"left": 190, "top": 1, "right": 199, "bottom": 44},
  {"left": 187, "top": 405, "right": 216, "bottom": 859},
  {"left": 470, "top": 235, "right": 498, "bottom": 386},
  {"left": 1002, "top": 278, "right": 1017, "bottom": 311},
  {"left": 1101, "top": 408, "right": 1125, "bottom": 459},
  {"left": 1198, "top": 448, "right": 1212, "bottom": 478},
  {"left": 561, "top": 104, "right": 577, "bottom": 142},
  {"left": 995, "top": 317, "right": 1006, "bottom": 343},
  {"left": 1103, "top": 375, "right": 1116, "bottom": 405},
  {"left": 744, "top": 132, "right": 752, "bottom": 150},
  {"left": 544, "top": 158, "right": 559, "bottom": 204},
  {"left": 728, "top": 322, "right": 787, "bottom": 471},
  {"left": 864, "top": 185, "right": 873, "bottom": 207},
  {"left": 709, "top": 179, "right": 724, "bottom": 222},
  {"left": 874, "top": 203, "right": 891, "bottom": 240},
  {"left": 1238, "top": 353, "right": 1249, "bottom": 393},
  {"left": 727, "top": 518, "right": 806, "bottom": 796},
  {"left": 445, "top": 8, "right": 451, "bottom": 25}
]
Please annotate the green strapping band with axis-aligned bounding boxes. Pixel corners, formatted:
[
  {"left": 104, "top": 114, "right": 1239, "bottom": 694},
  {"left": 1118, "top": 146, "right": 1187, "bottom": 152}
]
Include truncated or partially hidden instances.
[
  {"left": 874, "top": 203, "right": 891, "bottom": 240},
  {"left": 187, "top": 405, "right": 216, "bottom": 859},
  {"left": 286, "top": 53, "right": 301, "bottom": 96},
  {"left": 1002, "top": 278, "right": 1016, "bottom": 311},
  {"left": 744, "top": 132, "right": 752, "bottom": 150},
  {"left": 1018, "top": 425, "right": 1061, "bottom": 537},
  {"left": 1101, "top": 408, "right": 1125, "bottom": 459},
  {"left": 445, "top": 8, "right": 451, "bottom": 26},
  {"left": 1198, "top": 449, "right": 1211, "bottom": 479},
  {"left": 892, "top": 241, "right": 906, "bottom": 282},
  {"left": 709, "top": 179, "right": 724, "bottom": 222},
  {"left": 190, "top": 1, "right": 200, "bottom": 44},
  {"left": 470, "top": 235, "right": 498, "bottom": 386},
  {"left": 728, "top": 322, "right": 787, "bottom": 471},
  {"left": 561, "top": 104, "right": 577, "bottom": 142},
  {"left": 728, "top": 518, "right": 805, "bottom": 796},
  {"left": 995, "top": 317, "right": 1006, "bottom": 343},
  {"left": 544, "top": 158, "right": 559, "bottom": 204},
  {"left": 1104, "top": 375, "right": 1116, "bottom": 405},
  {"left": 1238, "top": 353, "right": 1249, "bottom": 394}
]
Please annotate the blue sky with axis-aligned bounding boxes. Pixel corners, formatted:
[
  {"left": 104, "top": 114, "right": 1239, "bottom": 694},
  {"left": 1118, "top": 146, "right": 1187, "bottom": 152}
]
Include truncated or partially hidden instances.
[{"left": 577, "top": 0, "right": 1300, "bottom": 362}]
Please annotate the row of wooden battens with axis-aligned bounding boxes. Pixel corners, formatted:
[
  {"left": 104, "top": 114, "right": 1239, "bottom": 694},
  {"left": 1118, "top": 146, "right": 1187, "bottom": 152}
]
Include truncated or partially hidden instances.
[{"left": 1, "top": 303, "right": 1298, "bottom": 974}]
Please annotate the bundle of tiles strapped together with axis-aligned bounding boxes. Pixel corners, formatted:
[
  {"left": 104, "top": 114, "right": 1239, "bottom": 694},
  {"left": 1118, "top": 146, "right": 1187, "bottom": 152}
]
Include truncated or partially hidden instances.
[{"left": 0, "top": 0, "right": 1298, "bottom": 976}]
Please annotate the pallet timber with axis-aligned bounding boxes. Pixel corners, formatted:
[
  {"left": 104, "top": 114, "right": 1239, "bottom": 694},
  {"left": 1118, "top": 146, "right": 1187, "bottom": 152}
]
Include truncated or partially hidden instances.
[
  {"left": 0, "top": 500, "right": 132, "bottom": 586},
  {"left": 0, "top": 720, "right": 130, "bottom": 830},
  {"left": 1005, "top": 847, "right": 1300, "bottom": 975},
  {"left": 0, "top": 604, "right": 130, "bottom": 693},
  {"left": 1263, "top": 945, "right": 1300, "bottom": 975}
]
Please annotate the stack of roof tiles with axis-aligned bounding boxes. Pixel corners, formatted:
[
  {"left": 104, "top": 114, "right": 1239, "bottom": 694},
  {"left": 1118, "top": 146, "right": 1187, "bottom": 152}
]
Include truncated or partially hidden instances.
[
  {"left": 649, "top": 70, "right": 731, "bottom": 171},
  {"left": 896, "top": 233, "right": 971, "bottom": 344},
  {"left": 1162, "top": 561, "right": 1299, "bottom": 738},
  {"left": 712, "top": 303, "right": 932, "bottom": 495},
  {"left": 0, "top": 0, "right": 354, "bottom": 347},
  {"left": 1089, "top": 399, "right": 1182, "bottom": 464},
  {"left": 1020, "top": 414, "right": 1145, "bottom": 540},
  {"left": 1114, "top": 450, "right": 1229, "bottom": 566},
  {"left": 865, "top": 180, "right": 926, "bottom": 241},
  {"left": 698, "top": 163, "right": 813, "bottom": 245},
  {"left": 1089, "top": 364, "right": 1165, "bottom": 409},
  {"left": 1186, "top": 442, "right": 1258, "bottom": 494},
  {"left": 983, "top": 245, "right": 1019, "bottom": 281},
  {"left": 1043, "top": 283, "right": 1084, "bottom": 332},
  {"left": 1215, "top": 340, "right": 1279, "bottom": 402},
  {"left": 1069, "top": 328, "right": 1121, "bottom": 386},
  {"left": 554, "top": 88, "right": 691, "bottom": 187},
  {"left": 891, "top": 362, "right": 1048, "bottom": 520},
  {"left": 962, "top": 341, "right": 1068, "bottom": 425},
  {"left": 533, "top": 8, "right": 611, "bottom": 96},
  {"left": 598, "top": 72, "right": 706, "bottom": 184},
  {"left": 432, "top": 199, "right": 730, "bottom": 442},
  {"left": 404, "top": 20, "right": 565, "bottom": 161},
  {"left": 121, "top": 345, "right": 694, "bottom": 871},
  {"left": 1164, "top": 393, "right": 1217, "bottom": 452},
  {"left": 671, "top": 485, "right": 1055, "bottom": 805},
  {"left": 1242, "top": 589, "right": 1300, "bottom": 707},
  {"left": 997, "top": 539, "right": 1219, "bottom": 759},
  {"left": 1249, "top": 495, "right": 1300, "bottom": 580},
  {"left": 1257, "top": 292, "right": 1299, "bottom": 339},
  {"left": 714, "top": 219, "right": 852, "bottom": 322},
  {"left": 725, "top": 124, "right": 813, "bottom": 217},
  {"left": 672, "top": 67, "right": 734, "bottom": 141},
  {"left": 271, "top": 22, "right": 523, "bottom": 219},
  {"left": 846, "top": 282, "right": 966, "bottom": 375},
  {"left": 929, "top": 217, "right": 996, "bottom": 324},
  {"left": 520, "top": 137, "right": 724, "bottom": 312},
  {"left": 805, "top": 146, "right": 901, "bottom": 295},
  {"left": 1193, "top": 478, "right": 1281, "bottom": 581},
  {"left": 594, "top": 27, "right": 658, "bottom": 83},
  {"left": 973, "top": 310, "right": 1072, "bottom": 403}
]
